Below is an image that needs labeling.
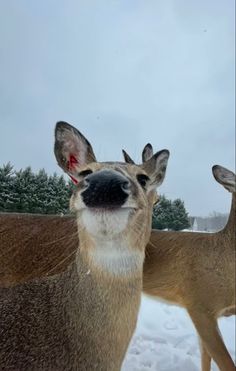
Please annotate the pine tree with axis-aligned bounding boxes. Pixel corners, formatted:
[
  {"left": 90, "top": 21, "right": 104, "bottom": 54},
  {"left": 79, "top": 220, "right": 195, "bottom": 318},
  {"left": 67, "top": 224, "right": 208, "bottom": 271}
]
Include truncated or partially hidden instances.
[
  {"left": 0, "top": 164, "right": 74, "bottom": 214},
  {"left": 56, "top": 175, "right": 71, "bottom": 214},
  {"left": 152, "top": 195, "right": 190, "bottom": 231},
  {"left": 32, "top": 169, "right": 49, "bottom": 213},
  {"left": 45, "top": 174, "right": 73, "bottom": 214},
  {"left": 12, "top": 167, "right": 36, "bottom": 213},
  {"left": 152, "top": 195, "right": 172, "bottom": 230},
  {"left": 170, "top": 198, "right": 190, "bottom": 231},
  {"left": 0, "top": 163, "right": 15, "bottom": 212}
]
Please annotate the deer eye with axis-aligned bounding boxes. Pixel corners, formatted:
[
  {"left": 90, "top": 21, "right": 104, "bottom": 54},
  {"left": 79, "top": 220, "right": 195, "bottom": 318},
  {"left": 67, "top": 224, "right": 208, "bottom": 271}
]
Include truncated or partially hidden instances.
[
  {"left": 137, "top": 174, "right": 150, "bottom": 188},
  {"left": 78, "top": 169, "right": 93, "bottom": 177}
]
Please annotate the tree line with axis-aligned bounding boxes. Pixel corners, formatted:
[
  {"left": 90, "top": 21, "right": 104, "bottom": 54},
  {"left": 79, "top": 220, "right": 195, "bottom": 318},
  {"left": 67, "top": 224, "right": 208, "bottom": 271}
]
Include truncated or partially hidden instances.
[
  {"left": 0, "top": 163, "right": 74, "bottom": 215},
  {"left": 0, "top": 163, "right": 190, "bottom": 230}
]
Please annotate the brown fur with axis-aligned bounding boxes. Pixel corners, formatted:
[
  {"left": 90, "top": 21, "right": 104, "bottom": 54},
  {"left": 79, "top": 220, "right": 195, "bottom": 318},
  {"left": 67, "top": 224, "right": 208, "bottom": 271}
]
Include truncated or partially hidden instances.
[
  {"left": 1, "top": 193, "right": 234, "bottom": 370},
  {"left": 143, "top": 187, "right": 236, "bottom": 371},
  {"left": 1, "top": 257, "right": 142, "bottom": 371},
  {"left": 121, "top": 153, "right": 236, "bottom": 371},
  {"left": 0, "top": 184, "right": 234, "bottom": 370},
  {"left": 0, "top": 213, "right": 77, "bottom": 286},
  {"left": 0, "top": 121, "right": 169, "bottom": 370}
]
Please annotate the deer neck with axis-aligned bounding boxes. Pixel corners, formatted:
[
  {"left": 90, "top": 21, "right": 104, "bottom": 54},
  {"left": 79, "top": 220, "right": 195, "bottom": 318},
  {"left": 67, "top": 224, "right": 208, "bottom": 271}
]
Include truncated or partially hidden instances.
[
  {"left": 223, "top": 192, "right": 236, "bottom": 235},
  {"left": 76, "top": 228, "right": 145, "bottom": 279}
]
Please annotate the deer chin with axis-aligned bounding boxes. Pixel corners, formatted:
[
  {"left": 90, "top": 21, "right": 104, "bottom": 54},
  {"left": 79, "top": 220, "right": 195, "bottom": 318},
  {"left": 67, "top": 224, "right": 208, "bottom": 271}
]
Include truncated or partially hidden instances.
[{"left": 80, "top": 207, "right": 135, "bottom": 237}]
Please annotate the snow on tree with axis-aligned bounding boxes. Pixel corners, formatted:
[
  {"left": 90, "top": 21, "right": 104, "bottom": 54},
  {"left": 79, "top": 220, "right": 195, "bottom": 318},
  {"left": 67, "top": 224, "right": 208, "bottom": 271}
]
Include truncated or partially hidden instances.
[
  {"left": 152, "top": 195, "right": 190, "bottom": 231},
  {"left": 0, "top": 164, "right": 73, "bottom": 214},
  {"left": 152, "top": 195, "right": 172, "bottom": 230},
  {"left": 0, "top": 162, "right": 15, "bottom": 211},
  {"left": 170, "top": 198, "right": 190, "bottom": 231}
]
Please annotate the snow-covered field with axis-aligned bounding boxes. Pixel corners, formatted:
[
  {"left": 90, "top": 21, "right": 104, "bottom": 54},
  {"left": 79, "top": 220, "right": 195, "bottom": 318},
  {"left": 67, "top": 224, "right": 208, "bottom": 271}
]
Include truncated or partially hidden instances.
[{"left": 123, "top": 295, "right": 235, "bottom": 371}]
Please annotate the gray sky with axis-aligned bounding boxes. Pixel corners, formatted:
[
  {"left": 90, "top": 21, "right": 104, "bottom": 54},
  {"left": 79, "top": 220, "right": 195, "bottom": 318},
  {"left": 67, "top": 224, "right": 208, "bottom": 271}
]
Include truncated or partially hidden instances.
[{"left": 0, "top": 0, "right": 235, "bottom": 216}]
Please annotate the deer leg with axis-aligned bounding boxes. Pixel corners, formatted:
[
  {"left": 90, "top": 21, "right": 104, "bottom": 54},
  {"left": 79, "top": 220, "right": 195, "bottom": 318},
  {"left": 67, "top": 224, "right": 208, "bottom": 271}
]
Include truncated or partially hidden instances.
[
  {"left": 188, "top": 310, "right": 235, "bottom": 371},
  {"left": 200, "top": 338, "right": 211, "bottom": 371}
]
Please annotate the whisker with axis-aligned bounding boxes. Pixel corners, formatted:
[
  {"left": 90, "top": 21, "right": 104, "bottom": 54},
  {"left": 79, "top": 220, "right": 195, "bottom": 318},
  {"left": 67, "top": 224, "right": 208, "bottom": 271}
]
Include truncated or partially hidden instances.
[{"left": 45, "top": 249, "right": 77, "bottom": 276}]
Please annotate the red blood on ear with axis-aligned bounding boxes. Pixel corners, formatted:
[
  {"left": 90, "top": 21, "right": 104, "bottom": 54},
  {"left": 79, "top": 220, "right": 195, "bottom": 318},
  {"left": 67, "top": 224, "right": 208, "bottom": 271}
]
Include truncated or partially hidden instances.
[
  {"left": 69, "top": 175, "right": 78, "bottom": 184},
  {"left": 68, "top": 155, "right": 78, "bottom": 171},
  {"left": 67, "top": 155, "right": 79, "bottom": 184}
]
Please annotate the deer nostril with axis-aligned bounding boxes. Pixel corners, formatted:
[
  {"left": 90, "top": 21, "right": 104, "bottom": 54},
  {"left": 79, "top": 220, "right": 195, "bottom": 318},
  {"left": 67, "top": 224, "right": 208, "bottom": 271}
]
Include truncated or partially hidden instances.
[
  {"left": 121, "top": 180, "right": 131, "bottom": 193},
  {"left": 83, "top": 177, "right": 90, "bottom": 188}
]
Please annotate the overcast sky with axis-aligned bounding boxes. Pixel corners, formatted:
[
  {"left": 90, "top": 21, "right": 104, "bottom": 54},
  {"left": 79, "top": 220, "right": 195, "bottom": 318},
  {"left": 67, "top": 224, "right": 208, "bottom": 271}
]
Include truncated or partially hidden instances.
[{"left": 0, "top": 0, "right": 235, "bottom": 216}]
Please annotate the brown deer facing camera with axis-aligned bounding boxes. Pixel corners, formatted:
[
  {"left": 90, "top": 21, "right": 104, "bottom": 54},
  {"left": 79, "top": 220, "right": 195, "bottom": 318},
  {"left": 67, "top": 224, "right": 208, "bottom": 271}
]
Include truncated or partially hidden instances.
[{"left": 0, "top": 122, "right": 169, "bottom": 370}]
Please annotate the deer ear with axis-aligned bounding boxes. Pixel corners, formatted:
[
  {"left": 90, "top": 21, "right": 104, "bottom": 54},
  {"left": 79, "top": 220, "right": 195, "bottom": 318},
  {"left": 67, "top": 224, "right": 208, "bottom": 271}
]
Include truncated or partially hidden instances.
[
  {"left": 212, "top": 165, "right": 236, "bottom": 193},
  {"left": 142, "top": 143, "right": 153, "bottom": 163},
  {"left": 122, "top": 149, "right": 135, "bottom": 164},
  {"left": 54, "top": 121, "right": 96, "bottom": 182},
  {"left": 142, "top": 149, "right": 170, "bottom": 190},
  {"left": 122, "top": 144, "right": 154, "bottom": 165}
]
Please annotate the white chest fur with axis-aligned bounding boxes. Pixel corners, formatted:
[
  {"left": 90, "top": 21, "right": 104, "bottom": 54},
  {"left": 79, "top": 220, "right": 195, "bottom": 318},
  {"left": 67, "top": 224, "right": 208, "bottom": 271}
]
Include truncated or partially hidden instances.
[{"left": 88, "top": 239, "right": 144, "bottom": 276}]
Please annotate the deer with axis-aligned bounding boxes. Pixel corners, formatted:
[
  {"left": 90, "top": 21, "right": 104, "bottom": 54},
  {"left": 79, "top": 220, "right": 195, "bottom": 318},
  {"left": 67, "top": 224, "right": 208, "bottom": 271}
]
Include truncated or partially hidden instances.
[
  {"left": 0, "top": 121, "right": 170, "bottom": 370},
  {"left": 123, "top": 145, "right": 235, "bottom": 371},
  {"left": 0, "top": 144, "right": 158, "bottom": 286},
  {"left": 1, "top": 146, "right": 234, "bottom": 371},
  {"left": 143, "top": 164, "right": 235, "bottom": 371}
]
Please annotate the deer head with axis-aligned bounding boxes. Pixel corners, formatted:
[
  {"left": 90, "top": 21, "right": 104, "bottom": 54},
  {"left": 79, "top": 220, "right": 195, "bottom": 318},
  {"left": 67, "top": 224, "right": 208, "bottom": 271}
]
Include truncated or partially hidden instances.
[{"left": 54, "top": 121, "right": 169, "bottom": 270}]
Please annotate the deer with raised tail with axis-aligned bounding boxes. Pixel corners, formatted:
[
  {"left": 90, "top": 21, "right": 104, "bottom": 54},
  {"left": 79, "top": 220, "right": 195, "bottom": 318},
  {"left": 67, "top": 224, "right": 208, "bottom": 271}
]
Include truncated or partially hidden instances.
[{"left": 0, "top": 122, "right": 169, "bottom": 370}]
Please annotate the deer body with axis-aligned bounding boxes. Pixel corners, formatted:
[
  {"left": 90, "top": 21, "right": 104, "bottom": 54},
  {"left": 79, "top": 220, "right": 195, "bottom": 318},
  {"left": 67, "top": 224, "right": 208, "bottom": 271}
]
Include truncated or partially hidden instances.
[
  {"left": 143, "top": 166, "right": 236, "bottom": 371},
  {"left": 1, "top": 208, "right": 234, "bottom": 370},
  {"left": 0, "top": 121, "right": 169, "bottom": 370},
  {"left": 144, "top": 223, "right": 235, "bottom": 315},
  {"left": 123, "top": 146, "right": 236, "bottom": 371},
  {"left": 1, "top": 251, "right": 141, "bottom": 370}
]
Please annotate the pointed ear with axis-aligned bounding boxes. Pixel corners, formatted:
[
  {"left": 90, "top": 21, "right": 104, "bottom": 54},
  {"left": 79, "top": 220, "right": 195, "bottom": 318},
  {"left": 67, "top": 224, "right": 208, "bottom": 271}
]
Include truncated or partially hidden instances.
[
  {"left": 54, "top": 121, "right": 96, "bottom": 182},
  {"left": 142, "top": 149, "right": 170, "bottom": 189},
  {"left": 212, "top": 165, "right": 235, "bottom": 193},
  {"left": 122, "top": 149, "right": 135, "bottom": 164},
  {"left": 142, "top": 143, "right": 153, "bottom": 163}
]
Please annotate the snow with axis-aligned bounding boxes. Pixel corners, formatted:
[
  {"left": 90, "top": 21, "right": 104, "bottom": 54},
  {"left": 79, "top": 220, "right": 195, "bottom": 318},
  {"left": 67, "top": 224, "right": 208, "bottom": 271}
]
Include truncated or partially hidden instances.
[{"left": 122, "top": 295, "right": 235, "bottom": 371}]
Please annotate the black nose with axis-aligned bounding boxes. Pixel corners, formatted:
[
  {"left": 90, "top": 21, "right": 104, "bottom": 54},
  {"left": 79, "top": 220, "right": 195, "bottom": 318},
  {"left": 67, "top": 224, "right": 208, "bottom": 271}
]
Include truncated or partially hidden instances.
[{"left": 81, "top": 170, "right": 130, "bottom": 208}]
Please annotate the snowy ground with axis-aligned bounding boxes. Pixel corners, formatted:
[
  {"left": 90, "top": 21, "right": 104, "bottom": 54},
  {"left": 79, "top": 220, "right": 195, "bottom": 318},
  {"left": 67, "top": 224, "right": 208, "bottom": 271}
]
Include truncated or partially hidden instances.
[{"left": 122, "top": 295, "right": 235, "bottom": 371}]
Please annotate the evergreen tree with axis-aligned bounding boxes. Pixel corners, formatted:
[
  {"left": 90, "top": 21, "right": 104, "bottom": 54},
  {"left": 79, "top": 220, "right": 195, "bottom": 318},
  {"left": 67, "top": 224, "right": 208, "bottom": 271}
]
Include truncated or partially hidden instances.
[
  {"left": 57, "top": 175, "right": 72, "bottom": 214},
  {"left": 46, "top": 174, "right": 70, "bottom": 214},
  {"left": 152, "top": 195, "right": 172, "bottom": 230},
  {"left": 32, "top": 169, "right": 49, "bottom": 213},
  {"left": 0, "top": 163, "right": 15, "bottom": 212},
  {"left": 0, "top": 164, "right": 74, "bottom": 214},
  {"left": 12, "top": 167, "right": 36, "bottom": 213},
  {"left": 170, "top": 198, "right": 190, "bottom": 231},
  {"left": 152, "top": 195, "right": 190, "bottom": 231}
]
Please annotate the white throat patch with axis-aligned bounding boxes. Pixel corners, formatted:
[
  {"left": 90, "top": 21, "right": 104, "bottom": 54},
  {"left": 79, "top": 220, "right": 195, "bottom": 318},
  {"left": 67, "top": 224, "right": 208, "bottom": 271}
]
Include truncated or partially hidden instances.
[
  {"left": 81, "top": 208, "right": 133, "bottom": 237},
  {"left": 89, "top": 239, "right": 144, "bottom": 276}
]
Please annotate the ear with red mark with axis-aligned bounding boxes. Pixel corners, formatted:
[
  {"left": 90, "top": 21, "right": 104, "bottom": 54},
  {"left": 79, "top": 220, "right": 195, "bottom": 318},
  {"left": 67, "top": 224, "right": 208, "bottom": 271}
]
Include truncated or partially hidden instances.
[
  {"left": 54, "top": 121, "right": 96, "bottom": 182},
  {"left": 69, "top": 175, "right": 79, "bottom": 184}
]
